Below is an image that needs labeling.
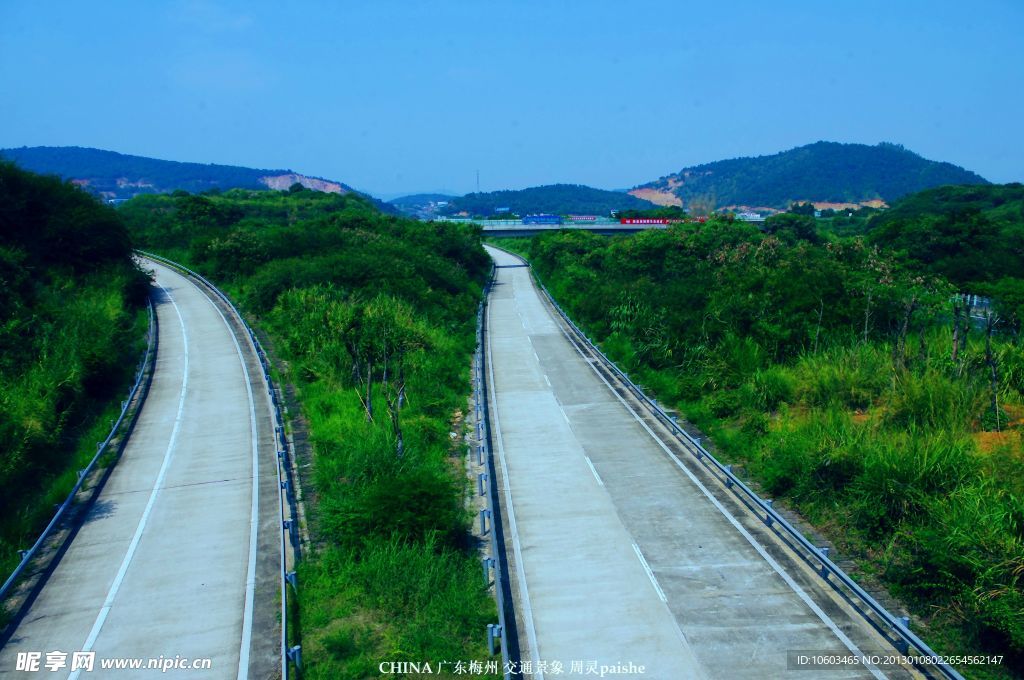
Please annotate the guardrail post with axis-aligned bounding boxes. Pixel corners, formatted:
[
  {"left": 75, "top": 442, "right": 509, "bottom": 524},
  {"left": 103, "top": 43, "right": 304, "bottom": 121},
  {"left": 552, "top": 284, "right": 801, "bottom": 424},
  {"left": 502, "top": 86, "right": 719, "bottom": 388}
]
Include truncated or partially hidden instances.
[
  {"left": 482, "top": 556, "right": 494, "bottom": 585},
  {"left": 478, "top": 445, "right": 485, "bottom": 465},
  {"left": 487, "top": 623, "right": 502, "bottom": 656},
  {"left": 478, "top": 472, "right": 487, "bottom": 496},
  {"left": 818, "top": 547, "right": 830, "bottom": 577},
  {"left": 287, "top": 645, "right": 302, "bottom": 670},
  {"left": 286, "top": 571, "right": 297, "bottom": 589},
  {"left": 479, "top": 509, "right": 490, "bottom": 535},
  {"left": 725, "top": 465, "right": 734, "bottom": 488},
  {"left": 894, "top": 616, "right": 911, "bottom": 654},
  {"left": 765, "top": 499, "right": 774, "bottom": 525}
]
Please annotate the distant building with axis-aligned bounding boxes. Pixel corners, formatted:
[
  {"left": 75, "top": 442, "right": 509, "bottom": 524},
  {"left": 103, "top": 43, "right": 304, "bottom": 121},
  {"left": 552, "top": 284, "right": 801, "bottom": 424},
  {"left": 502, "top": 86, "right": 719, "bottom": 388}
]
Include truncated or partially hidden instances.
[{"left": 736, "top": 211, "right": 764, "bottom": 222}]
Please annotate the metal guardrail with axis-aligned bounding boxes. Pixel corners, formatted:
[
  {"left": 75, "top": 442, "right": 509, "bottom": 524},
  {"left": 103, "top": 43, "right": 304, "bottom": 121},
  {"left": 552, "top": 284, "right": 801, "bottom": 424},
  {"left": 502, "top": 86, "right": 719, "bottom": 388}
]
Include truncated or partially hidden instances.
[
  {"left": 474, "top": 264, "right": 514, "bottom": 679},
  {"left": 138, "top": 252, "right": 302, "bottom": 679},
  {"left": 487, "top": 245, "right": 966, "bottom": 680},
  {"left": 1, "top": 299, "right": 156, "bottom": 602}
]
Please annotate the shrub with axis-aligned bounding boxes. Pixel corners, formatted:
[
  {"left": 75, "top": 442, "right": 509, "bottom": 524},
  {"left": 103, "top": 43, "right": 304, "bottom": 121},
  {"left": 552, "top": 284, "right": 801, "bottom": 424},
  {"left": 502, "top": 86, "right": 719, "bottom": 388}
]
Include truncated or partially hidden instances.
[{"left": 751, "top": 366, "right": 795, "bottom": 410}]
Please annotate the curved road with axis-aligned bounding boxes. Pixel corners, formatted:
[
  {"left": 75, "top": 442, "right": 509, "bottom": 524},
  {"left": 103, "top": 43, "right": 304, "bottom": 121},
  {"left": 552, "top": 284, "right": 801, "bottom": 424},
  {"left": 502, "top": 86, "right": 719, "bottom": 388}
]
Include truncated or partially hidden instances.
[
  {"left": 484, "top": 246, "right": 907, "bottom": 679},
  {"left": 1, "top": 261, "right": 280, "bottom": 678}
]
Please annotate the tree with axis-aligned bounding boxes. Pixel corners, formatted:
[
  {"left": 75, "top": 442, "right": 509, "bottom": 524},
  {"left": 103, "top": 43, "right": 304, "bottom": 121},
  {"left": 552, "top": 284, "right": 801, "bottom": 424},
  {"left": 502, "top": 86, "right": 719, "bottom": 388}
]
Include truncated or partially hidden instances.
[
  {"left": 763, "top": 213, "right": 821, "bottom": 244},
  {"left": 363, "top": 296, "right": 430, "bottom": 457}
]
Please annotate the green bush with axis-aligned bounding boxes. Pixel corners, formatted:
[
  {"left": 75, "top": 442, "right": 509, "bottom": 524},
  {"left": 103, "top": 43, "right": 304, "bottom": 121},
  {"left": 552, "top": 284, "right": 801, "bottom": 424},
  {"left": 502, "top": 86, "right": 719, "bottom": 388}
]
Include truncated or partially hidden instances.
[
  {"left": 707, "top": 390, "right": 742, "bottom": 417},
  {"left": 320, "top": 468, "right": 464, "bottom": 550},
  {"left": 751, "top": 366, "right": 795, "bottom": 410},
  {"left": 795, "top": 345, "right": 889, "bottom": 410},
  {"left": 887, "top": 370, "right": 981, "bottom": 431}
]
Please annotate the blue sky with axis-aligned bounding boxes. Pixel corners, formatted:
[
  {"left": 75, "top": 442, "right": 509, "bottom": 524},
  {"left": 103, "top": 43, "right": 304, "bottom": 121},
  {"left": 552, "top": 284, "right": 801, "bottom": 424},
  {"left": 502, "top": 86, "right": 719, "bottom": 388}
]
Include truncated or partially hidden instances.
[{"left": 1, "top": 1, "right": 1021, "bottom": 197}]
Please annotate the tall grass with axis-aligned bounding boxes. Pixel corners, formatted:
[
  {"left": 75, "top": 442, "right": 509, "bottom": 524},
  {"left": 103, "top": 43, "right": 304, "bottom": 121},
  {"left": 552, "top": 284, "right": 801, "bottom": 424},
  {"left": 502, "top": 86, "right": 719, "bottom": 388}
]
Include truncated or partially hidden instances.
[{"left": 0, "top": 281, "right": 146, "bottom": 576}]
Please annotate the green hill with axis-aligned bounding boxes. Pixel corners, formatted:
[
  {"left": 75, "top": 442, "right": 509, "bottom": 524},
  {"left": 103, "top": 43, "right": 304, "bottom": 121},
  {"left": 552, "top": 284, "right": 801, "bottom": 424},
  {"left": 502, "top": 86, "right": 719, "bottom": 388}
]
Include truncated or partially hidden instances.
[
  {"left": 0, "top": 146, "right": 363, "bottom": 201},
  {"left": 869, "top": 182, "right": 1024, "bottom": 227},
  {"left": 632, "top": 141, "right": 989, "bottom": 210},
  {"left": 440, "top": 183, "right": 657, "bottom": 217},
  {"left": 866, "top": 183, "right": 1024, "bottom": 290}
]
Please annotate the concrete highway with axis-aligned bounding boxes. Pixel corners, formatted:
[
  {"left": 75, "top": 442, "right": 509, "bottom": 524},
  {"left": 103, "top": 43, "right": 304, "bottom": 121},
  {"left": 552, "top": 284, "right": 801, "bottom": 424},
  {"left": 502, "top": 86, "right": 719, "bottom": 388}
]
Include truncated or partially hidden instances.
[
  {"left": 0, "top": 261, "right": 280, "bottom": 679},
  {"left": 483, "top": 245, "right": 906, "bottom": 679}
]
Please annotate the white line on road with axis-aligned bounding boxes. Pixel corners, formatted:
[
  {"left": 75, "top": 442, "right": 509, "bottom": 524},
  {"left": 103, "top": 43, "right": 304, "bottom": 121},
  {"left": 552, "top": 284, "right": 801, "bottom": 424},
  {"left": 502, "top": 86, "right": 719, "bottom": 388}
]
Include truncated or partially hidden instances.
[
  {"left": 543, "top": 374, "right": 551, "bottom": 387},
  {"left": 632, "top": 543, "right": 667, "bottom": 602},
  {"left": 69, "top": 281, "right": 190, "bottom": 680},
  {"left": 583, "top": 455, "right": 605, "bottom": 487}
]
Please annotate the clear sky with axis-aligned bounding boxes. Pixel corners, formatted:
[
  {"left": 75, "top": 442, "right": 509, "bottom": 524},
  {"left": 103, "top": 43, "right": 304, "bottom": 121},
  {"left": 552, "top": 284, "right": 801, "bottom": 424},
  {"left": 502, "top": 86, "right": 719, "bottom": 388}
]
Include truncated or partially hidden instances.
[{"left": 1, "top": 1, "right": 1021, "bottom": 198}]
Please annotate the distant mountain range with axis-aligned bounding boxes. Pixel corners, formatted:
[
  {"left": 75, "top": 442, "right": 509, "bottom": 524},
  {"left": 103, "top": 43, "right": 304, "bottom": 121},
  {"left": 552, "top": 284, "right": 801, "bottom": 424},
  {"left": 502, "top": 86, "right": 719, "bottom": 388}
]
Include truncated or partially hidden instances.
[
  {"left": 2, "top": 142, "right": 992, "bottom": 219},
  {"left": 421, "top": 184, "right": 658, "bottom": 218},
  {"left": 0, "top": 146, "right": 356, "bottom": 200},
  {"left": 630, "top": 141, "right": 989, "bottom": 211}
]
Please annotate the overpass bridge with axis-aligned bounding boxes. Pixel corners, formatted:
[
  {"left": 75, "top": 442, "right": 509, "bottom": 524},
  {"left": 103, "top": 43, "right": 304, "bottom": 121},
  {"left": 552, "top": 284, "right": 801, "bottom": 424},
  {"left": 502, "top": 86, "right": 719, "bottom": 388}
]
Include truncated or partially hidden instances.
[{"left": 437, "top": 217, "right": 765, "bottom": 238}]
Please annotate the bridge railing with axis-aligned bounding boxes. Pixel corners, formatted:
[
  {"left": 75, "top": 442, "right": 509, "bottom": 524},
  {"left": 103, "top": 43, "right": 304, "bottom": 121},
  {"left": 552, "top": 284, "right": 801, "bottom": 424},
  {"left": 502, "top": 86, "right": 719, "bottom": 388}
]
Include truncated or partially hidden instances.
[
  {"left": 488, "top": 245, "right": 966, "bottom": 680},
  {"left": 138, "top": 252, "right": 302, "bottom": 679},
  {"left": 1, "top": 299, "right": 156, "bottom": 603}
]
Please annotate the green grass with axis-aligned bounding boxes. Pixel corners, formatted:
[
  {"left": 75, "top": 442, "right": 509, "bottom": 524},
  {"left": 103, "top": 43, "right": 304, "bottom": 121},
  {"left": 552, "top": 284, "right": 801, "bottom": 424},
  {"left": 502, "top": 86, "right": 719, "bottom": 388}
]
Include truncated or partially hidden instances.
[{"left": 0, "top": 296, "right": 147, "bottom": 579}]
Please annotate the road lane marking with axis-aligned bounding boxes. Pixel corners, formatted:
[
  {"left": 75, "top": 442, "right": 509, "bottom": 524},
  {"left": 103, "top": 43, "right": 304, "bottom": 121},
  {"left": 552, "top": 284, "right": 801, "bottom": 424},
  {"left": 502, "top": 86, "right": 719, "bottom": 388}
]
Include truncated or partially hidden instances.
[
  {"left": 183, "top": 275, "right": 261, "bottom": 680},
  {"left": 633, "top": 543, "right": 667, "bottom": 602},
  {"left": 583, "top": 455, "right": 605, "bottom": 487},
  {"left": 553, "top": 305, "right": 886, "bottom": 680},
  {"left": 543, "top": 374, "right": 551, "bottom": 387},
  {"left": 70, "top": 279, "right": 190, "bottom": 680}
]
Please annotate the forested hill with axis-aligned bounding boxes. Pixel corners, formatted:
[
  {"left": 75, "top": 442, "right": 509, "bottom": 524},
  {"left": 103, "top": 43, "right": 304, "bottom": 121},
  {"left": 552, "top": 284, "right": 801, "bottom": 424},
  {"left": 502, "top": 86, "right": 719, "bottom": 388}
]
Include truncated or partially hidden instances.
[
  {"left": 865, "top": 183, "right": 1024, "bottom": 292},
  {"left": 631, "top": 141, "right": 989, "bottom": 210},
  {"left": 0, "top": 146, "right": 358, "bottom": 200},
  {"left": 439, "top": 183, "right": 658, "bottom": 217}
]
